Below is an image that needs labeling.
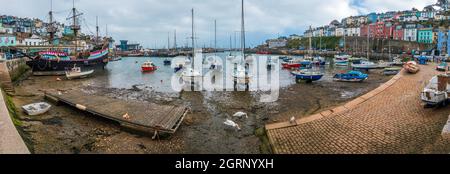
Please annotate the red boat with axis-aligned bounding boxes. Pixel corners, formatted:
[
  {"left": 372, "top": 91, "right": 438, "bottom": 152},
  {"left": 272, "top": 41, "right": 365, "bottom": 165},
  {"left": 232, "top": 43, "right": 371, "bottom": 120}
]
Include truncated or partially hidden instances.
[
  {"left": 256, "top": 51, "right": 271, "bottom": 55},
  {"left": 282, "top": 61, "right": 301, "bottom": 69},
  {"left": 141, "top": 61, "right": 157, "bottom": 72}
]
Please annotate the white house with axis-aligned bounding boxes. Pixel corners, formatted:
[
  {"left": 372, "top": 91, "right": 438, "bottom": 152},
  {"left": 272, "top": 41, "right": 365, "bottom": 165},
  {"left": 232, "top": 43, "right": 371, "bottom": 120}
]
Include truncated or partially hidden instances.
[
  {"left": 267, "top": 39, "right": 287, "bottom": 48},
  {"left": 17, "top": 34, "right": 46, "bottom": 46},
  {"left": 335, "top": 27, "right": 345, "bottom": 36},
  {"left": 404, "top": 24, "right": 417, "bottom": 42},
  {"left": 346, "top": 27, "right": 361, "bottom": 37}
]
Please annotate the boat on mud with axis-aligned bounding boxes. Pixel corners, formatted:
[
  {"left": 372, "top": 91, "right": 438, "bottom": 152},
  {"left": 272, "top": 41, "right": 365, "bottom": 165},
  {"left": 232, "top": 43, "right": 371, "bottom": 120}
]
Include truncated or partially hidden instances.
[
  {"left": 404, "top": 61, "right": 420, "bottom": 74},
  {"left": 421, "top": 74, "right": 450, "bottom": 106},
  {"left": 436, "top": 62, "right": 448, "bottom": 72},
  {"left": 384, "top": 67, "right": 402, "bottom": 75},
  {"left": 22, "top": 102, "right": 51, "bottom": 116},
  {"left": 333, "top": 71, "right": 368, "bottom": 82},
  {"left": 291, "top": 70, "right": 324, "bottom": 83},
  {"left": 65, "top": 65, "right": 94, "bottom": 79}
]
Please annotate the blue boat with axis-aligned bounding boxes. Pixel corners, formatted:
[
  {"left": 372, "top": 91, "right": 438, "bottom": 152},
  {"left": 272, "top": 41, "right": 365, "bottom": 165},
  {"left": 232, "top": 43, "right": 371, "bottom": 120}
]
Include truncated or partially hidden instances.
[
  {"left": 164, "top": 59, "right": 171, "bottom": 65},
  {"left": 333, "top": 71, "right": 368, "bottom": 82},
  {"left": 291, "top": 70, "right": 324, "bottom": 83},
  {"left": 174, "top": 64, "right": 183, "bottom": 72}
]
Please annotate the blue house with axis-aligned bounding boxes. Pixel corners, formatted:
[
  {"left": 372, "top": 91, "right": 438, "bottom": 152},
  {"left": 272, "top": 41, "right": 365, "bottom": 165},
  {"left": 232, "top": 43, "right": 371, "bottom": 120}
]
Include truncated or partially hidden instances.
[
  {"left": 367, "top": 13, "right": 378, "bottom": 23},
  {"left": 437, "top": 28, "right": 449, "bottom": 55}
]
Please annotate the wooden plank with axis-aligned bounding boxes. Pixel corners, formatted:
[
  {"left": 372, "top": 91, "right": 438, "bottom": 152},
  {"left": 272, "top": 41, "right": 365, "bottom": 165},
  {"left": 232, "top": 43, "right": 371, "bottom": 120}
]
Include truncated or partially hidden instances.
[{"left": 45, "top": 90, "right": 187, "bottom": 135}]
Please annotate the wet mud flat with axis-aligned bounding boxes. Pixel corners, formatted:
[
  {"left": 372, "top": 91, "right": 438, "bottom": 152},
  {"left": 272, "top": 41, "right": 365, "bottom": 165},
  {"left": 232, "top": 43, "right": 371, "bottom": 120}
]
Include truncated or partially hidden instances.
[{"left": 11, "top": 70, "right": 391, "bottom": 154}]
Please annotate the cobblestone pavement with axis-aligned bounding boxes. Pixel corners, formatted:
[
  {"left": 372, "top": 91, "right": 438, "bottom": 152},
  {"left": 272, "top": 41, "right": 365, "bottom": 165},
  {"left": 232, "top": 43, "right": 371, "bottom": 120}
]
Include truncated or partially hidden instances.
[{"left": 266, "top": 64, "right": 450, "bottom": 154}]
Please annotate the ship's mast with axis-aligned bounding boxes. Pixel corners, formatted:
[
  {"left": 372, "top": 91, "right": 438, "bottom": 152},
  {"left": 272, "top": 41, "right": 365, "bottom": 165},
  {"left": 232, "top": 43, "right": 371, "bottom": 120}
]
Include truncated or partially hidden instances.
[
  {"left": 96, "top": 16, "right": 99, "bottom": 44},
  {"left": 47, "top": 0, "right": 56, "bottom": 45},
  {"left": 67, "top": 0, "right": 83, "bottom": 52}
]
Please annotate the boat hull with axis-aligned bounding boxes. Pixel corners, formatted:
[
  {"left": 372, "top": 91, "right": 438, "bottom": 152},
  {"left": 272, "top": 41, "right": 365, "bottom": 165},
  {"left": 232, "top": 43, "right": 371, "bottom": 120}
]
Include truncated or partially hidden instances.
[
  {"left": 282, "top": 63, "right": 301, "bottom": 69},
  {"left": 142, "top": 66, "right": 157, "bottom": 72},
  {"left": 66, "top": 70, "right": 95, "bottom": 80},
  {"left": 26, "top": 55, "right": 108, "bottom": 76}
]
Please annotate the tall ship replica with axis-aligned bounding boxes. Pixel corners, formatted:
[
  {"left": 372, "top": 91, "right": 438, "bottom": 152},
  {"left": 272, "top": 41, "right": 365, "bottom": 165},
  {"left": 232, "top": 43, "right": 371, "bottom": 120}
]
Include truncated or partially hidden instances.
[{"left": 26, "top": 1, "right": 109, "bottom": 75}]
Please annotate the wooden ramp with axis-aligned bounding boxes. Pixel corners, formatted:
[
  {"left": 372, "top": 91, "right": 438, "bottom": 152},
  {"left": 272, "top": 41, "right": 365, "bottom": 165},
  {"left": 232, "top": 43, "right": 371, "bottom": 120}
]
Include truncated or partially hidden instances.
[{"left": 45, "top": 90, "right": 188, "bottom": 136}]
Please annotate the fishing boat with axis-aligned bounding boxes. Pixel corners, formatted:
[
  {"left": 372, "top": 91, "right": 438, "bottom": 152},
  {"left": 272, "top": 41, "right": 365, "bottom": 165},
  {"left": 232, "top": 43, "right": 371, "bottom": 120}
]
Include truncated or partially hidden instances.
[
  {"left": 351, "top": 61, "right": 380, "bottom": 70},
  {"left": 436, "top": 62, "right": 448, "bottom": 72},
  {"left": 421, "top": 74, "right": 450, "bottom": 106},
  {"left": 291, "top": 70, "right": 324, "bottom": 83},
  {"left": 334, "top": 56, "right": 349, "bottom": 66},
  {"left": 141, "top": 61, "right": 157, "bottom": 72},
  {"left": 333, "top": 71, "right": 368, "bottom": 82},
  {"left": 65, "top": 65, "right": 94, "bottom": 79},
  {"left": 26, "top": 1, "right": 109, "bottom": 76},
  {"left": 404, "top": 61, "right": 420, "bottom": 74},
  {"left": 282, "top": 60, "right": 302, "bottom": 69},
  {"left": 312, "top": 56, "right": 326, "bottom": 66},
  {"left": 163, "top": 59, "right": 171, "bottom": 66},
  {"left": 22, "top": 102, "right": 51, "bottom": 116},
  {"left": 384, "top": 67, "right": 402, "bottom": 75}
]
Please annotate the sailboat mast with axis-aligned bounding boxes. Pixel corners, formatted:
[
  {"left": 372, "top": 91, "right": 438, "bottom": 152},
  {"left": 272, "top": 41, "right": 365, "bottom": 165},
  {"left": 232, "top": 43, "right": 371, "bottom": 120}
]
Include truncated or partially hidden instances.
[
  {"left": 367, "top": 25, "right": 370, "bottom": 60},
  {"left": 214, "top": 20, "right": 217, "bottom": 52},
  {"left": 191, "top": 8, "right": 195, "bottom": 64},
  {"left": 174, "top": 29, "right": 177, "bottom": 51},
  {"left": 167, "top": 32, "right": 170, "bottom": 51},
  {"left": 241, "top": 0, "right": 246, "bottom": 58},
  {"left": 309, "top": 26, "right": 312, "bottom": 56}
]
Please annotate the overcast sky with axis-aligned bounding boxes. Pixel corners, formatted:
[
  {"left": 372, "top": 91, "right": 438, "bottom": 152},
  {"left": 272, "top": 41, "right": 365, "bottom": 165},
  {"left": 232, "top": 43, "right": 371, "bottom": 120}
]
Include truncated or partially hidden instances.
[{"left": 0, "top": 0, "right": 437, "bottom": 48}]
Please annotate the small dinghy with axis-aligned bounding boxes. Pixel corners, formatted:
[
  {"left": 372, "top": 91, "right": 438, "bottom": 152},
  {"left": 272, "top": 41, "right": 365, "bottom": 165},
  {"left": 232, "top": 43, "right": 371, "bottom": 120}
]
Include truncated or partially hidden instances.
[
  {"left": 22, "top": 102, "right": 51, "bottom": 116},
  {"left": 65, "top": 65, "right": 94, "bottom": 80}
]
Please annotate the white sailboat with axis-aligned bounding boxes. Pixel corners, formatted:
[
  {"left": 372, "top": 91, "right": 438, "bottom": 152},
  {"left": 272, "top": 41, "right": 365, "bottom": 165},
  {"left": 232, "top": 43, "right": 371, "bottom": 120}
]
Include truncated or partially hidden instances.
[{"left": 181, "top": 9, "right": 202, "bottom": 82}]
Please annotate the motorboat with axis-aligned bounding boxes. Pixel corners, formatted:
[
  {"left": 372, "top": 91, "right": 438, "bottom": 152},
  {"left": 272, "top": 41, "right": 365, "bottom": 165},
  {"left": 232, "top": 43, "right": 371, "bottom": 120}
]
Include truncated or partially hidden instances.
[
  {"left": 141, "top": 61, "right": 157, "bottom": 72},
  {"left": 282, "top": 60, "right": 302, "bottom": 69},
  {"left": 181, "top": 68, "right": 202, "bottom": 82},
  {"left": 351, "top": 61, "right": 381, "bottom": 70},
  {"left": 333, "top": 71, "right": 368, "bottom": 82},
  {"left": 65, "top": 65, "right": 94, "bottom": 80},
  {"left": 22, "top": 102, "right": 51, "bottom": 116}
]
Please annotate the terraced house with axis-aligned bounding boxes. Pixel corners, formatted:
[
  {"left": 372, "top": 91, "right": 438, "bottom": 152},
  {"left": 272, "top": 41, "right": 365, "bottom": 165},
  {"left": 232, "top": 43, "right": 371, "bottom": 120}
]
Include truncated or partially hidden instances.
[{"left": 417, "top": 28, "right": 434, "bottom": 44}]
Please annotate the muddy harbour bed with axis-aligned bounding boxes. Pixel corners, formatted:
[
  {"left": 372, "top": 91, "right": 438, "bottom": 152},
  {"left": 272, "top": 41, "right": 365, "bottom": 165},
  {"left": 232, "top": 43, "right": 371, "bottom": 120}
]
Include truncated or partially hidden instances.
[{"left": 10, "top": 57, "right": 392, "bottom": 154}]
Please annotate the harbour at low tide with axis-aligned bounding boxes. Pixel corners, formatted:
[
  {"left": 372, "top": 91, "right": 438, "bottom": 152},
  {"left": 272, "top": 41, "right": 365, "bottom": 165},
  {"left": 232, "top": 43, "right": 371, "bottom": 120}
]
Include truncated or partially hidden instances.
[{"left": 11, "top": 53, "right": 391, "bottom": 154}]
